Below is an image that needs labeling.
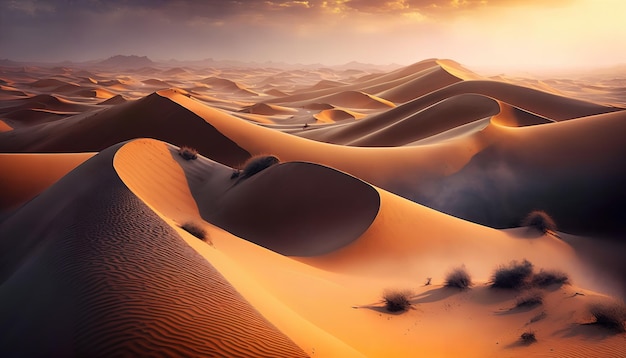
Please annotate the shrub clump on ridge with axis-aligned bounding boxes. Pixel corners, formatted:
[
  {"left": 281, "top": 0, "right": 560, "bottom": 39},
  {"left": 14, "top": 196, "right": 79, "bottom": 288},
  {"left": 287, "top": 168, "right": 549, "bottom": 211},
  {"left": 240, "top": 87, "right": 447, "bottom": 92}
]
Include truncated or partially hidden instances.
[
  {"left": 515, "top": 290, "right": 543, "bottom": 308},
  {"left": 520, "top": 330, "right": 536, "bottom": 344},
  {"left": 178, "top": 146, "right": 198, "bottom": 160},
  {"left": 239, "top": 155, "right": 280, "bottom": 179},
  {"left": 181, "top": 222, "right": 207, "bottom": 241},
  {"left": 588, "top": 302, "right": 626, "bottom": 332},
  {"left": 522, "top": 210, "right": 557, "bottom": 234},
  {"left": 383, "top": 289, "right": 413, "bottom": 313},
  {"left": 444, "top": 266, "right": 472, "bottom": 289},
  {"left": 531, "top": 269, "right": 569, "bottom": 288},
  {"left": 491, "top": 259, "right": 534, "bottom": 289}
]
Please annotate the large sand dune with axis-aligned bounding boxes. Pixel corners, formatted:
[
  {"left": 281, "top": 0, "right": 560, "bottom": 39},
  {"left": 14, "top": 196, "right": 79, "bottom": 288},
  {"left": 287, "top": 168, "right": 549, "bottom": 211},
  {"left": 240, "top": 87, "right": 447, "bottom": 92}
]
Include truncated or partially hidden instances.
[{"left": 1, "top": 58, "right": 625, "bottom": 357}]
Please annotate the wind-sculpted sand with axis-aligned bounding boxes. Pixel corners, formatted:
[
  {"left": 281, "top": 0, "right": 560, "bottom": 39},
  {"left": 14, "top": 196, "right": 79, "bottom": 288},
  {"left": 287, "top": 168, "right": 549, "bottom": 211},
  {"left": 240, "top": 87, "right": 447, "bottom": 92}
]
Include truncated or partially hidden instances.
[{"left": 1, "top": 58, "right": 624, "bottom": 357}]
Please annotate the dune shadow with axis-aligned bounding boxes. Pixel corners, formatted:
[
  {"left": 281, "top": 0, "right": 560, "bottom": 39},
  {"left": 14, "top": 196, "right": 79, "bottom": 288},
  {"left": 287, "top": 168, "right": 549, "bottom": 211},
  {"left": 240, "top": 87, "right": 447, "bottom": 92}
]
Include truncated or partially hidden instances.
[
  {"left": 495, "top": 303, "right": 543, "bottom": 316},
  {"left": 353, "top": 304, "right": 416, "bottom": 316},
  {"left": 411, "top": 287, "right": 463, "bottom": 304},
  {"left": 504, "top": 339, "right": 536, "bottom": 349},
  {"left": 552, "top": 322, "right": 620, "bottom": 340},
  {"left": 467, "top": 286, "right": 519, "bottom": 305}
]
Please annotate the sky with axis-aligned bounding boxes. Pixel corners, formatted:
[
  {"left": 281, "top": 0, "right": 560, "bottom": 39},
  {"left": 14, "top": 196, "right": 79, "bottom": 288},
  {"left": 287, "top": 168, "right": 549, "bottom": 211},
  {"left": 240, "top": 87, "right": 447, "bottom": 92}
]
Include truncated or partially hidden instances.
[{"left": 1, "top": 0, "right": 625, "bottom": 71}]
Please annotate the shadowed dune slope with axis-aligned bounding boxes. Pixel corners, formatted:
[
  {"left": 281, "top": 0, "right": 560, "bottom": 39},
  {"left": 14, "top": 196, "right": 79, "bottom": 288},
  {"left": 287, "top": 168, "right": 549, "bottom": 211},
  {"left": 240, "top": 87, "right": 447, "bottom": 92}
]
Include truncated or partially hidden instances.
[
  {"left": 163, "top": 90, "right": 626, "bottom": 235},
  {"left": 415, "top": 110, "right": 626, "bottom": 234},
  {"left": 296, "top": 79, "right": 617, "bottom": 144},
  {"left": 194, "top": 162, "right": 380, "bottom": 256},
  {"left": 0, "top": 92, "right": 250, "bottom": 166},
  {"left": 297, "top": 90, "right": 395, "bottom": 110},
  {"left": 0, "top": 143, "right": 307, "bottom": 357},
  {"left": 346, "top": 94, "right": 500, "bottom": 146}
]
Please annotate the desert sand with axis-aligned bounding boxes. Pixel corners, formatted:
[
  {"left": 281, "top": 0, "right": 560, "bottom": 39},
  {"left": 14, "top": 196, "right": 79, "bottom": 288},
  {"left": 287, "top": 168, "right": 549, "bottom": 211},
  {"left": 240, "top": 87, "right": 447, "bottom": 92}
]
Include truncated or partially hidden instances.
[{"left": 1, "top": 58, "right": 625, "bottom": 357}]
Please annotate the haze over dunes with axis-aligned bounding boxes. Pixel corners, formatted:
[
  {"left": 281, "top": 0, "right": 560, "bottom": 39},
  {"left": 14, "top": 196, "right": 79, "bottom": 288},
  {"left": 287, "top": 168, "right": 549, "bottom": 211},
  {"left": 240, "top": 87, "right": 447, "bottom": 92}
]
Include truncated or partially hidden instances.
[{"left": 1, "top": 55, "right": 625, "bottom": 356}]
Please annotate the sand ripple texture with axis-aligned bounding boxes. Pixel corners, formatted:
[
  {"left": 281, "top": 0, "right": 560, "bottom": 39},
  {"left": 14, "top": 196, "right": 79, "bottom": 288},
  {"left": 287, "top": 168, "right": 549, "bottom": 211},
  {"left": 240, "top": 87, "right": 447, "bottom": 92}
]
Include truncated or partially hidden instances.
[{"left": 0, "top": 147, "right": 307, "bottom": 357}]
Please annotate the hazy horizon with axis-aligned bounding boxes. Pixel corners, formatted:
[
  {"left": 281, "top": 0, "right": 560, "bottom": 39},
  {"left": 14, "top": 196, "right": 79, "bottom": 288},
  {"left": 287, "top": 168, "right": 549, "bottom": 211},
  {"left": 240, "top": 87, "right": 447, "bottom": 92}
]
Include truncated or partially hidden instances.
[{"left": 1, "top": 0, "right": 626, "bottom": 73}]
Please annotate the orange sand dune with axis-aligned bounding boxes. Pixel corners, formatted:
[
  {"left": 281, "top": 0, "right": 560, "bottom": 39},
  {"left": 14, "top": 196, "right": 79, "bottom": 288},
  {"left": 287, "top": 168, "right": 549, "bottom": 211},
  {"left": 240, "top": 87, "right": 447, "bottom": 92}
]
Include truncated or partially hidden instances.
[
  {"left": 1, "top": 60, "right": 625, "bottom": 357},
  {"left": 115, "top": 138, "right": 625, "bottom": 356},
  {"left": 241, "top": 102, "right": 298, "bottom": 115},
  {"left": 142, "top": 78, "right": 173, "bottom": 87},
  {"left": 0, "top": 94, "right": 94, "bottom": 113},
  {"left": 26, "top": 78, "right": 72, "bottom": 89},
  {"left": 160, "top": 90, "right": 626, "bottom": 235},
  {"left": 305, "top": 94, "right": 499, "bottom": 146},
  {"left": 0, "top": 152, "right": 94, "bottom": 211},
  {"left": 0, "top": 108, "right": 74, "bottom": 127},
  {"left": 295, "top": 90, "right": 395, "bottom": 110},
  {"left": 264, "top": 59, "right": 447, "bottom": 104},
  {"left": 0, "top": 144, "right": 307, "bottom": 357},
  {"left": 314, "top": 108, "right": 365, "bottom": 123},
  {"left": 200, "top": 76, "right": 259, "bottom": 96},
  {"left": 97, "top": 94, "right": 127, "bottom": 105},
  {"left": 265, "top": 88, "right": 290, "bottom": 97},
  {"left": 368, "top": 65, "right": 461, "bottom": 103},
  {"left": 0, "top": 120, "right": 12, "bottom": 132},
  {"left": 0, "top": 92, "right": 250, "bottom": 166},
  {"left": 0, "top": 85, "right": 28, "bottom": 100}
]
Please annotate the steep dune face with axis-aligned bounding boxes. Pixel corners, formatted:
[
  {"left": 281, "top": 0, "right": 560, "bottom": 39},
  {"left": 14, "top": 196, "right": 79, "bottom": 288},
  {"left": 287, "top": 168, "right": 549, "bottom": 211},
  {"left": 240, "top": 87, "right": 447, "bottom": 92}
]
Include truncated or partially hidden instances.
[
  {"left": 414, "top": 110, "right": 626, "bottom": 234},
  {"left": 197, "top": 162, "right": 380, "bottom": 256},
  {"left": 0, "top": 144, "right": 307, "bottom": 357},
  {"left": 346, "top": 94, "right": 500, "bottom": 146}
]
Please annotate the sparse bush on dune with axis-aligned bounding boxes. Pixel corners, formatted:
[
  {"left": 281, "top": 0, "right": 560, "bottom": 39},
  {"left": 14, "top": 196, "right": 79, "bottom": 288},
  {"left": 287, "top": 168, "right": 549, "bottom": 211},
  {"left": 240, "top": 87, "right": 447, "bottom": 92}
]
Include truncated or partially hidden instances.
[
  {"left": 239, "top": 154, "right": 280, "bottom": 179},
  {"left": 522, "top": 210, "right": 557, "bottom": 234},
  {"left": 181, "top": 221, "right": 208, "bottom": 241},
  {"left": 491, "top": 259, "right": 534, "bottom": 289},
  {"left": 531, "top": 269, "right": 569, "bottom": 288},
  {"left": 444, "top": 266, "right": 472, "bottom": 289},
  {"left": 178, "top": 146, "right": 198, "bottom": 160},
  {"left": 520, "top": 330, "right": 536, "bottom": 344},
  {"left": 383, "top": 289, "right": 413, "bottom": 313},
  {"left": 588, "top": 302, "right": 626, "bottom": 332},
  {"left": 515, "top": 290, "right": 543, "bottom": 308}
]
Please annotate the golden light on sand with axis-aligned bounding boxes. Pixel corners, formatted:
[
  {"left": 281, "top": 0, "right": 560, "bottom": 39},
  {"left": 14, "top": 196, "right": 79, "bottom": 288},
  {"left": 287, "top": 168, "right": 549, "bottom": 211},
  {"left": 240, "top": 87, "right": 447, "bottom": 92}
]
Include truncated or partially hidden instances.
[{"left": 1, "top": 0, "right": 625, "bottom": 356}]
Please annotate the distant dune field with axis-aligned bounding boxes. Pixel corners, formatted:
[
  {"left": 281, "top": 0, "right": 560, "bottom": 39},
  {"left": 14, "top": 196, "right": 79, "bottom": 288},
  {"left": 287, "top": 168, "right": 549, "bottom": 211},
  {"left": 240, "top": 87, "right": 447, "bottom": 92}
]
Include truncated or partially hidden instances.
[{"left": 1, "top": 58, "right": 625, "bottom": 357}]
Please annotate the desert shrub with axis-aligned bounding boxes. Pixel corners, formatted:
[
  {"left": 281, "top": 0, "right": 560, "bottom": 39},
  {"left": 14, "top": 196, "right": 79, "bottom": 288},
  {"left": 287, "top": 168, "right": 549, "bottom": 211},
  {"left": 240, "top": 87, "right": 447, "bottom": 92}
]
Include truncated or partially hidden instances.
[
  {"left": 589, "top": 302, "right": 626, "bottom": 332},
  {"left": 178, "top": 146, "right": 198, "bottom": 160},
  {"left": 531, "top": 269, "right": 569, "bottom": 287},
  {"left": 239, "top": 155, "right": 280, "bottom": 179},
  {"left": 520, "top": 330, "right": 536, "bottom": 344},
  {"left": 444, "top": 266, "right": 472, "bottom": 289},
  {"left": 181, "top": 222, "right": 207, "bottom": 240},
  {"left": 515, "top": 290, "right": 543, "bottom": 308},
  {"left": 491, "top": 259, "right": 534, "bottom": 289},
  {"left": 383, "top": 289, "right": 413, "bottom": 313},
  {"left": 522, "top": 210, "right": 557, "bottom": 234}
]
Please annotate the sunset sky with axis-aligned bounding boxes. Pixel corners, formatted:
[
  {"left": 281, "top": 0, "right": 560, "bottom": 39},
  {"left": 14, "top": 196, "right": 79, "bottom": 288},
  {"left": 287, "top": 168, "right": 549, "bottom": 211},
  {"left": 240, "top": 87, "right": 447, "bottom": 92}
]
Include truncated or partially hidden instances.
[{"left": 1, "top": 0, "right": 625, "bottom": 71}]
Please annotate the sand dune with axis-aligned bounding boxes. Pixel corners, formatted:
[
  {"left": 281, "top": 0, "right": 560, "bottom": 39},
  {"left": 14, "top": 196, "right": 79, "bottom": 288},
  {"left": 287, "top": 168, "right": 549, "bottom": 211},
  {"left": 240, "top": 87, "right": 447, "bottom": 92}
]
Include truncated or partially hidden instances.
[
  {"left": 1, "top": 59, "right": 625, "bottom": 357},
  {"left": 241, "top": 102, "right": 298, "bottom": 115},
  {"left": 0, "top": 152, "right": 94, "bottom": 211},
  {"left": 314, "top": 108, "right": 365, "bottom": 123},
  {"left": 296, "top": 90, "right": 395, "bottom": 110},
  {"left": 0, "top": 143, "right": 306, "bottom": 357},
  {"left": 0, "top": 92, "right": 250, "bottom": 166}
]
